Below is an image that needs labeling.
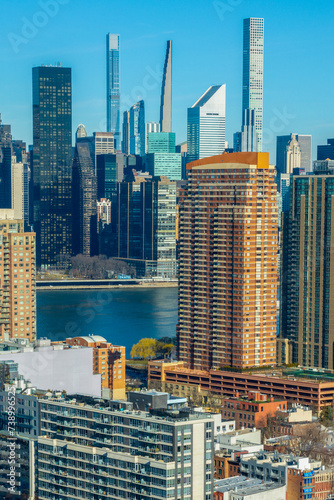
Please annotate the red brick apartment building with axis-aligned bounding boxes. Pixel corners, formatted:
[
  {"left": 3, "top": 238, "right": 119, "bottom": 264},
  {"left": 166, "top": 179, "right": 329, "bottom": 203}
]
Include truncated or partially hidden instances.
[
  {"left": 222, "top": 391, "right": 287, "bottom": 428},
  {"left": 177, "top": 152, "right": 278, "bottom": 371}
]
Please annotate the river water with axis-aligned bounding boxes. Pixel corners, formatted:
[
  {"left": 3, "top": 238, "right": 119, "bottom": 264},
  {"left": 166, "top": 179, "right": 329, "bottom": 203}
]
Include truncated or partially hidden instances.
[{"left": 37, "top": 287, "right": 178, "bottom": 355}]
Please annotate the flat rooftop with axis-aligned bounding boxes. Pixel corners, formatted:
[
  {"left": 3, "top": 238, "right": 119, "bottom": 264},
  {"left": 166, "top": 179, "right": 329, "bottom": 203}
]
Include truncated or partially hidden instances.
[
  {"left": 155, "top": 361, "right": 334, "bottom": 385},
  {"left": 232, "top": 481, "right": 284, "bottom": 495},
  {"left": 41, "top": 397, "right": 214, "bottom": 423}
]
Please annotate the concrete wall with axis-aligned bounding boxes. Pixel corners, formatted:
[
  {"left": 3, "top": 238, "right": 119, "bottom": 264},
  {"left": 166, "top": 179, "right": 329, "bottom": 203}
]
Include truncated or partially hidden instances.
[
  {"left": 230, "top": 484, "right": 286, "bottom": 500},
  {"left": 0, "top": 347, "right": 101, "bottom": 396},
  {"left": 192, "top": 422, "right": 205, "bottom": 500}
]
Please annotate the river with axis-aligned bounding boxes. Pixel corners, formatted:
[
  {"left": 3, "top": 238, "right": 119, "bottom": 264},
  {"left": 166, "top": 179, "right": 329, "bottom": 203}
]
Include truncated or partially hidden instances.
[{"left": 37, "top": 287, "right": 178, "bottom": 356}]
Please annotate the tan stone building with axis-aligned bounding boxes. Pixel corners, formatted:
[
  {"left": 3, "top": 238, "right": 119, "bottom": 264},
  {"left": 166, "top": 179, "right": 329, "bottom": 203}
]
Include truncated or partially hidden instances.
[{"left": 0, "top": 210, "right": 36, "bottom": 342}]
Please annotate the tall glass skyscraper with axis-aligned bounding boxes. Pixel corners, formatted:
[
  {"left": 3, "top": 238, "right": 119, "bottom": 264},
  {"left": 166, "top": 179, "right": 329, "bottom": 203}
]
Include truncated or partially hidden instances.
[
  {"left": 106, "top": 33, "right": 120, "bottom": 149},
  {"left": 281, "top": 172, "right": 334, "bottom": 368},
  {"left": 129, "top": 100, "right": 145, "bottom": 157},
  {"left": 242, "top": 18, "right": 264, "bottom": 152},
  {"left": 32, "top": 65, "right": 72, "bottom": 267},
  {"left": 0, "top": 115, "right": 12, "bottom": 209}
]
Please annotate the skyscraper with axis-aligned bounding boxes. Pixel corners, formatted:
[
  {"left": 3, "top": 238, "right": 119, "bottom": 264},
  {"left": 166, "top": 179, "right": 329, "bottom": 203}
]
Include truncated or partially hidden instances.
[
  {"left": 285, "top": 134, "right": 301, "bottom": 174},
  {"left": 146, "top": 152, "right": 182, "bottom": 180},
  {"left": 76, "top": 123, "right": 87, "bottom": 140},
  {"left": 159, "top": 40, "right": 172, "bottom": 133},
  {"left": 233, "top": 108, "right": 258, "bottom": 153},
  {"left": 106, "top": 33, "right": 120, "bottom": 149},
  {"left": 187, "top": 85, "right": 226, "bottom": 163},
  {"left": 122, "top": 110, "right": 130, "bottom": 154},
  {"left": 72, "top": 139, "right": 97, "bottom": 256},
  {"left": 177, "top": 152, "right": 278, "bottom": 371},
  {"left": 242, "top": 18, "right": 264, "bottom": 151},
  {"left": 0, "top": 211, "right": 36, "bottom": 342},
  {"left": 101, "top": 176, "right": 177, "bottom": 278},
  {"left": 0, "top": 114, "right": 12, "bottom": 209},
  {"left": 147, "top": 132, "right": 175, "bottom": 153},
  {"left": 129, "top": 100, "right": 145, "bottom": 156},
  {"left": 317, "top": 138, "right": 334, "bottom": 161},
  {"left": 145, "top": 121, "right": 160, "bottom": 153},
  {"left": 32, "top": 65, "right": 72, "bottom": 267},
  {"left": 71, "top": 129, "right": 115, "bottom": 256},
  {"left": 96, "top": 153, "right": 125, "bottom": 199},
  {"left": 281, "top": 171, "right": 334, "bottom": 368},
  {"left": 276, "top": 134, "right": 312, "bottom": 175}
]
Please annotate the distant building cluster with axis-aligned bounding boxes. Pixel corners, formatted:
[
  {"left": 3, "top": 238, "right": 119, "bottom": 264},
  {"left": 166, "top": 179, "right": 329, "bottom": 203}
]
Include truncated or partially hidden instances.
[{"left": 2, "top": 12, "right": 334, "bottom": 500}]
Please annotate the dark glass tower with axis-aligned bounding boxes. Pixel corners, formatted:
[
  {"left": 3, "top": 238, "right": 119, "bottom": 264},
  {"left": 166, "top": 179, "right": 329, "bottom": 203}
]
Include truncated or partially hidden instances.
[
  {"left": 281, "top": 172, "right": 334, "bottom": 368},
  {"left": 72, "top": 139, "right": 97, "bottom": 256},
  {"left": 32, "top": 65, "right": 72, "bottom": 267},
  {"left": 0, "top": 114, "right": 12, "bottom": 209}
]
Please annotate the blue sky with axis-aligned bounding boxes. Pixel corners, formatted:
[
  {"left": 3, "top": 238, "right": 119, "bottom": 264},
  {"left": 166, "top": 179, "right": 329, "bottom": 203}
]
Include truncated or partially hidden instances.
[{"left": 1, "top": 0, "right": 334, "bottom": 162}]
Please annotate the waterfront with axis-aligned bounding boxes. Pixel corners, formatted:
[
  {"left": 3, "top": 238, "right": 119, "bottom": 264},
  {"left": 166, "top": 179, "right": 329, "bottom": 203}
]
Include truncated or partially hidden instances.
[{"left": 37, "top": 287, "right": 178, "bottom": 355}]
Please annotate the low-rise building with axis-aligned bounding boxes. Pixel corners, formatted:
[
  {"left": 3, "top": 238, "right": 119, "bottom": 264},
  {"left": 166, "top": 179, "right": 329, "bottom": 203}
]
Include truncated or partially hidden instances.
[
  {"left": 65, "top": 335, "right": 126, "bottom": 399},
  {"left": 214, "top": 453, "right": 241, "bottom": 480},
  {"left": 221, "top": 391, "right": 287, "bottom": 429},
  {"left": 0, "top": 335, "right": 126, "bottom": 399},
  {"left": 216, "top": 428, "right": 263, "bottom": 454},
  {"left": 240, "top": 452, "right": 320, "bottom": 486},
  {"left": 148, "top": 360, "right": 334, "bottom": 412},
  {"left": 214, "top": 476, "right": 286, "bottom": 500},
  {"left": 286, "top": 463, "right": 334, "bottom": 500},
  {"left": 0, "top": 337, "right": 102, "bottom": 397}
]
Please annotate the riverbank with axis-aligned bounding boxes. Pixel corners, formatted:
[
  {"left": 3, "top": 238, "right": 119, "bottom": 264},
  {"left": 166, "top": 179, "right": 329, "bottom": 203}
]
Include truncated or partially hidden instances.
[{"left": 37, "top": 281, "right": 178, "bottom": 290}]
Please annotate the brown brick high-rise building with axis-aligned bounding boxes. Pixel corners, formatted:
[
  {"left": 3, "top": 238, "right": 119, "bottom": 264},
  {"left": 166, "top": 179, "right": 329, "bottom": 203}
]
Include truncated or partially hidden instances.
[
  {"left": 177, "top": 152, "right": 278, "bottom": 370},
  {"left": 0, "top": 211, "right": 36, "bottom": 342}
]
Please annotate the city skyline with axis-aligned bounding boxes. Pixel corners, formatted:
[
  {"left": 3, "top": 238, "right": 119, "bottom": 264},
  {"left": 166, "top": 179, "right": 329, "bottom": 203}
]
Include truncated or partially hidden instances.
[{"left": 1, "top": 0, "right": 334, "bottom": 163}]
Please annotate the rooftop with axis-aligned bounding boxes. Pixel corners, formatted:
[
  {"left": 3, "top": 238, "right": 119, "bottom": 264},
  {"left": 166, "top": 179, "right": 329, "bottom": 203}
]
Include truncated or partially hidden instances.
[
  {"left": 230, "top": 481, "right": 285, "bottom": 495},
  {"left": 40, "top": 396, "right": 214, "bottom": 424},
  {"left": 152, "top": 361, "right": 334, "bottom": 385}
]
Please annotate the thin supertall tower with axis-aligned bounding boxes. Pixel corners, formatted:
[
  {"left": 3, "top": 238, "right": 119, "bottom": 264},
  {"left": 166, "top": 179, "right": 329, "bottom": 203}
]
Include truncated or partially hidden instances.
[
  {"left": 159, "top": 40, "right": 172, "bottom": 133},
  {"left": 106, "top": 33, "right": 120, "bottom": 149},
  {"left": 242, "top": 18, "right": 264, "bottom": 151}
]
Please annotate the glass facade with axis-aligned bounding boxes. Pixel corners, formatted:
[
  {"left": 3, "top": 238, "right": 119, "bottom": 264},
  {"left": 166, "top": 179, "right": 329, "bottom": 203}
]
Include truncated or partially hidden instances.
[
  {"left": 100, "top": 177, "right": 177, "bottom": 278},
  {"left": 72, "top": 141, "right": 97, "bottom": 256},
  {"left": 281, "top": 174, "right": 334, "bottom": 368},
  {"left": 0, "top": 117, "right": 12, "bottom": 209},
  {"left": 96, "top": 153, "right": 125, "bottom": 200},
  {"left": 147, "top": 132, "right": 176, "bottom": 153},
  {"left": 146, "top": 153, "right": 182, "bottom": 181},
  {"left": 129, "top": 100, "right": 145, "bottom": 156},
  {"left": 106, "top": 34, "right": 120, "bottom": 149},
  {"left": 32, "top": 66, "right": 72, "bottom": 267}
]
